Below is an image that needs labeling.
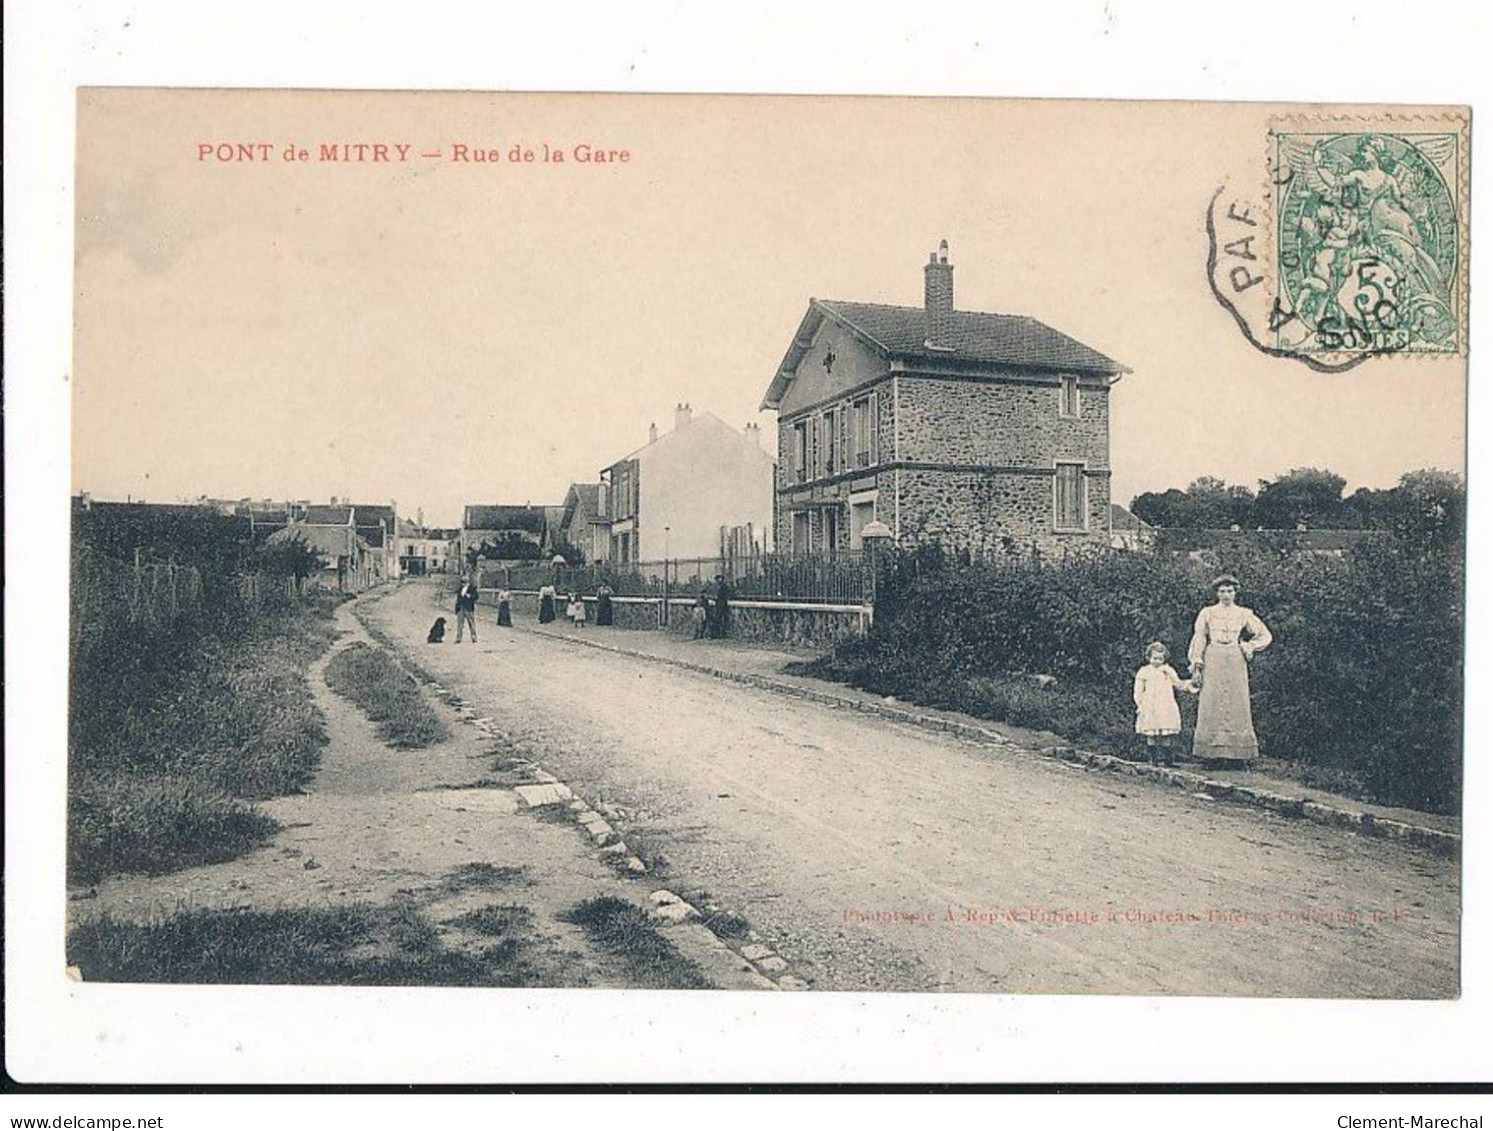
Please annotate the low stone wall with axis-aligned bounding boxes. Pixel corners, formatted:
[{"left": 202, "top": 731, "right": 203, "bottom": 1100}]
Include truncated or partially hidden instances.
[
  {"left": 479, "top": 589, "right": 867, "bottom": 647},
  {"left": 660, "top": 598, "right": 867, "bottom": 648}
]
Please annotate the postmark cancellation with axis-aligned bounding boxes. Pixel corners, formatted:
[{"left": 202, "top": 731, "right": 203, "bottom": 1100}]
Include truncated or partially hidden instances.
[{"left": 1209, "top": 112, "right": 1469, "bottom": 370}]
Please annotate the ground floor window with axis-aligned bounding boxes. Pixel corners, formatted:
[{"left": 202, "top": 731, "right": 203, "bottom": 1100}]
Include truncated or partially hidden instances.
[
  {"left": 1054, "top": 462, "right": 1087, "bottom": 530},
  {"left": 791, "top": 511, "right": 811, "bottom": 555}
]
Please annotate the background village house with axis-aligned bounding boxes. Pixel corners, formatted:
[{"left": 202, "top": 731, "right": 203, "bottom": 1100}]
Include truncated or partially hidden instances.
[
  {"left": 558, "top": 483, "right": 610, "bottom": 564},
  {"left": 595, "top": 403, "right": 776, "bottom": 564},
  {"left": 761, "top": 240, "right": 1128, "bottom": 558},
  {"left": 265, "top": 505, "right": 373, "bottom": 592},
  {"left": 460, "top": 503, "right": 557, "bottom": 568}
]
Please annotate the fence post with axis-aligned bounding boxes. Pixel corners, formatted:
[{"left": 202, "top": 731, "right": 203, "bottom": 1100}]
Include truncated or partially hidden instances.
[{"left": 661, "top": 556, "right": 670, "bottom": 627}]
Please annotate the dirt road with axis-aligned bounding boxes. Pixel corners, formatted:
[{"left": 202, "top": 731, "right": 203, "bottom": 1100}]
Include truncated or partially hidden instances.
[{"left": 372, "top": 581, "right": 1459, "bottom": 997}]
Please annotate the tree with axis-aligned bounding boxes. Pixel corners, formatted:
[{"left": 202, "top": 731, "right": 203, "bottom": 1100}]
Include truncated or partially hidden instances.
[
  {"left": 254, "top": 534, "right": 322, "bottom": 593},
  {"left": 551, "top": 537, "right": 586, "bottom": 566},
  {"left": 1390, "top": 469, "right": 1465, "bottom": 556},
  {"left": 1253, "top": 467, "right": 1349, "bottom": 529},
  {"left": 471, "top": 535, "right": 544, "bottom": 563},
  {"left": 1130, "top": 479, "right": 1255, "bottom": 529},
  {"left": 1130, "top": 488, "right": 1189, "bottom": 528}
]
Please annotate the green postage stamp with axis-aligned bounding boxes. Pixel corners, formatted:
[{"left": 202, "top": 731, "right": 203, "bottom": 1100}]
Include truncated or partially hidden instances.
[
  {"left": 1209, "top": 112, "right": 1469, "bottom": 370},
  {"left": 1274, "top": 125, "right": 1462, "bottom": 356}
]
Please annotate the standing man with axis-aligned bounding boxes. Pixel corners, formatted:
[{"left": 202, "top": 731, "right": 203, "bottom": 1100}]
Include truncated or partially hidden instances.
[
  {"left": 455, "top": 575, "right": 481, "bottom": 643},
  {"left": 709, "top": 573, "right": 733, "bottom": 639}
]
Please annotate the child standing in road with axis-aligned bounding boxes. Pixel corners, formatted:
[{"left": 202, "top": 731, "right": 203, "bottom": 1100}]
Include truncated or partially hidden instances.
[
  {"left": 1133, "top": 641, "right": 1196, "bottom": 765},
  {"left": 567, "top": 591, "right": 586, "bottom": 628}
]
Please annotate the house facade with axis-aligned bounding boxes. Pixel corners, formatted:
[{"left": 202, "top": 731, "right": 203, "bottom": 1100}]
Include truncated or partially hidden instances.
[
  {"left": 460, "top": 504, "right": 555, "bottom": 567},
  {"left": 598, "top": 404, "right": 776, "bottom": 564},
  {"left": 397, "top": 527, "right": 459, "bottom": 575},
  {"left": 558, "top": 483, "right": 610, "bottom": 564},
  {"left": 760, "top": 241, "right": 1128, "bottom": 558},
  {"left": 265, "top": 519, "right": 373, "bottom": 591}
]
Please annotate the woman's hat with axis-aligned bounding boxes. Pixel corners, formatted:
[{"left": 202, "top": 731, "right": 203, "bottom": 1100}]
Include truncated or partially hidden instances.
[{"left": 1211, "top": 573, "right": 1241, "bottom": 591}]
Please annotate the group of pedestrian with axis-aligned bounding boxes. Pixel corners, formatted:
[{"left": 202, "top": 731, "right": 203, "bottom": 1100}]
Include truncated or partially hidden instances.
[
  {"left": 451, "top": 577, "right": 620, "bottom": 635},
  {"left": 691, "top": 573, "right": 733, "bottom": 640},
  {"left": 1132, "top": 574, "right": 1272, "bottom": 767},
  {"left": 453, "top": 570, "right": 1271, "bottom": 771}
]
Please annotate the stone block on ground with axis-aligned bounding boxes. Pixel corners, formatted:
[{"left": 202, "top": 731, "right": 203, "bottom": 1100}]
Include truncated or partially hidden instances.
[
  {"left": 651, "top": 900, "right": 697, "bottom": 924},
  {"left": 777, "top": 976, "right": 809, "bottom": 991},
  {"left": 514, "top": 782, "right": 575, "bottom": 807},
  {"left": 740, "top": 943, "right": 775, "bottom": 962},
  {"left": 625, "top": 857, "right": 648, "bottom": 873},
  {"left": 757, "top": 956, "right": 788, "bottom": 973},
  {"left": 649, "top": 890, "right": 681, "bottom": 906},
  {"left": 598, "top": 841, "right": 630, "bottom": 857}
]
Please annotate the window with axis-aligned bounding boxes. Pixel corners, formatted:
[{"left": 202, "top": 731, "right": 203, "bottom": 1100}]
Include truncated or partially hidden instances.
[
  {"left": 852, "top": 394, "right": 878, "bottom": 468},
  {"left": 1055, "top": 463, "right": 1087, "bottom": 530},
  {"left": 821, "top": 410, "right": 838, "bottom": 477},
  {"left": 1059, "top": 374, "right": 1081, "bottom": 418},
  {"left": 793, "top": 421, "right": 809, "bottom": 483},
  {"left": 791, "top": 511, "right": 811, "bottom": 555}
]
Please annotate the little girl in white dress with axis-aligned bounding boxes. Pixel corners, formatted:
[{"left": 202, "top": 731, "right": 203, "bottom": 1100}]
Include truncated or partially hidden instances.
[{"left": 1133, "top": 641, "right": 1196, "bottom": 765}]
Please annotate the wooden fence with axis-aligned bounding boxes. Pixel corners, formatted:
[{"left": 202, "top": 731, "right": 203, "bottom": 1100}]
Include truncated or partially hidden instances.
[{"left": 70, "top": 552, "right": 299, "bottom": 647}]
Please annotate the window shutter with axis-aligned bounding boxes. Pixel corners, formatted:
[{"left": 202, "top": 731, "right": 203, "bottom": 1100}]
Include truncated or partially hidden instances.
[
  {"left": 838, "top": 403, "right": 849, "bottom": 472},
  {"left": 869, "top": 391, "right": 879, "bottom": 465}
]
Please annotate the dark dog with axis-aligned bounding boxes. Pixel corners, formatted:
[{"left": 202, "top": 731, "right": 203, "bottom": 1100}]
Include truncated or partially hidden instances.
[{"left": 427, "top": 617, "right": 447, "bottom": 644}]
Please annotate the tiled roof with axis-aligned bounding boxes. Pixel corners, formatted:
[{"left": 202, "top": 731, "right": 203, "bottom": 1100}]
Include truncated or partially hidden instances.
[
  {"left": 265, "top": 524, "right": 356, "bottom": 559},
  {"left": 818, "top": 300, "right": 1125, "bottom": 373},
  {"left": 561, "top": 484, "right": 602, "bottom": 530},
  {"left": 304, "top": 505, "right": 353, "bottom": 526},
  {"left": 1110, "top": 504, "right": 1153, "bottom": 532},
  {"left": 463, "top": 505, "right": 550, "bottom": 534},
  {"left": 350, "top": 503, "right": 395, "bottom": 525},
  {"left": 762, "top": 298, "right": 1127, "bottom": 409}
]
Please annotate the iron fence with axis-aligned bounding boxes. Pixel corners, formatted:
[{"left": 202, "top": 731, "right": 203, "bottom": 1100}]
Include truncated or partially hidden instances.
[{"left": 479, "top": 551, "right": 869, "bottom": 605}]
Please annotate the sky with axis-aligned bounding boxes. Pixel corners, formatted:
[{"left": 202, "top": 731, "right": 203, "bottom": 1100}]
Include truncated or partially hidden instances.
[{"left": 73, "top": 91, "right": 1466, "bottom": 527}]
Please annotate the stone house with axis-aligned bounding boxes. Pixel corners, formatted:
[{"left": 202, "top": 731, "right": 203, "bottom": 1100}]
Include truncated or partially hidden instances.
[
  {"left": 460, "top": 504, "right": 556, "bottom": 566},
  {"left": 597, "top": 404, "right": 776, "bottom": 564},
  {"left": 760, "top": 241, "right": 1128, "bottom": 557}
]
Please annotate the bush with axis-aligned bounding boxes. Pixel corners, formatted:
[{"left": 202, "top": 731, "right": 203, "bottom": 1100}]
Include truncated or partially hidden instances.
[{"left": 815, "top": 538, "right": 1462, "bottom": 814}]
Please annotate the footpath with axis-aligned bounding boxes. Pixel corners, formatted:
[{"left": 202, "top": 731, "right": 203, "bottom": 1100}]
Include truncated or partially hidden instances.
[{"left": 514, "top": 618, "right": 1460, "bottom": 856}]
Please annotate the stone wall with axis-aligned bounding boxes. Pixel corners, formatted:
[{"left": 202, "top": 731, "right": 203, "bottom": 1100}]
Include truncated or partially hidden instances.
[
  {"left": 895, "top": 373, "right": 1109, "bottom": 468},
  {"left": 658, "top": 599, "right": 867, "bottom": 648},
  {"left": 896, "top": 467, "right": 1111, "bottom": 557}
]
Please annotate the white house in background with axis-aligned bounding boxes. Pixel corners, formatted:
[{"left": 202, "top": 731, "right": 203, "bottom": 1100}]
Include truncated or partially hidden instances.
[
  {"left": 398, "top": 526, "right": 459, "bottom": 575},
  {"left": 597, "top": 404, "right": 776, "bottom": 564}
]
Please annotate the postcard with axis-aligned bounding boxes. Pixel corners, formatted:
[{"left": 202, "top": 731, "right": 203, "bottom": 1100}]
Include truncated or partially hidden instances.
[{"left": 64, "top": 90, "right": 1467, "bottom": 1003}]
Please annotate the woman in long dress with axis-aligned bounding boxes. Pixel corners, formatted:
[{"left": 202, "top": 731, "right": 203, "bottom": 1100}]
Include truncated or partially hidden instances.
[
  {"left": 496, "top": 588, "right": 512, "bottom": 627},
  {"left": 537, "top": 582, "right": 557, "bottom": 624},
  {"left": 595, "top": 584, "right": 614, "bottom": 626},
  {"left": 1187, "top": 575, "right": 1272, "bottom": 765}
]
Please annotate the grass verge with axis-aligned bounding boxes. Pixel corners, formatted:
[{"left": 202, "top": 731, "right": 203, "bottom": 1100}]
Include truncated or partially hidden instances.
[
  {"left": 69, "top": 599, "right": 339, "bottom": 886},
  {"left": 560, "top": 895, "right": 711, "bottom": 989},
  {"left": 324, "top": 643, "right": 451, "bottom": 749},
  {"left": 67, "top": 898, "right": 545, "bottom": 987}
]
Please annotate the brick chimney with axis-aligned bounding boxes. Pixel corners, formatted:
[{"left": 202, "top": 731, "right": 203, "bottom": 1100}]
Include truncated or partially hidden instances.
[
  {"left": 648, "top": 421, "right": 658, "bottom": 444},
  {"left": 923, "top": 239, "right": 954, "bottom": 347},
  {"left": 674, "top": 402, "right": 693, "bottom": 431},
  {"left": 744, "top": 422, "right": 761, "bottom": 448}
]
